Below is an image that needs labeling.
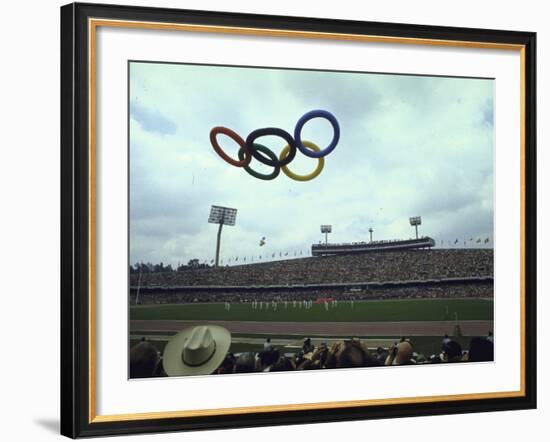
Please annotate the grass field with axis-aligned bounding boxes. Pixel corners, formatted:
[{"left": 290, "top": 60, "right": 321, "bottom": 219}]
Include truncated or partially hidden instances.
[{"left": 130, "top": 298, "right": 493, "bottom": 322}]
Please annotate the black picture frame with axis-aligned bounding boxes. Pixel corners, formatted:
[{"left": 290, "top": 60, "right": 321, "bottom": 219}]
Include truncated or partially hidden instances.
[{"left": 60, "top": 2, "right": 537, "bottom": 438}]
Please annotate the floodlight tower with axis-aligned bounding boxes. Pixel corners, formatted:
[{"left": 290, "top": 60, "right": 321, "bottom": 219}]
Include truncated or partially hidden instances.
[
  {"left": 409, "top": 216, "right": 422, "bottom": 239},
  {"left": 320, "top": 225, "right": 332, "bottom": 245},
  {"left": 208, "top": 205, "right": 237, "bottom": 267},
  {"left": 368, "top": 227, "right": 373, "bottom": 243}
]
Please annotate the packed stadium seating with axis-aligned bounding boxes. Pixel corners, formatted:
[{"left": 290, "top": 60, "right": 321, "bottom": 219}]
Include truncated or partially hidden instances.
[
  {"left": 129, "top": 249, "right": 493, "bottom": 304},
  {"left": 131, "top": 249, "right": 493, "bottom": 288}
]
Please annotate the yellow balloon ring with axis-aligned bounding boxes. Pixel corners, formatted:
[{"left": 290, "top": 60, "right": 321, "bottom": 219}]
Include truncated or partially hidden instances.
[{"left": 279, "top": 141, "right": 325, "bottom": 182}]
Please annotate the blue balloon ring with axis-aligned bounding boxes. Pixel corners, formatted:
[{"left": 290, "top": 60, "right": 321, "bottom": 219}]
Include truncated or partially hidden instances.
[{"left": 294, "top": 110, "right": 340, "bottom": 158}]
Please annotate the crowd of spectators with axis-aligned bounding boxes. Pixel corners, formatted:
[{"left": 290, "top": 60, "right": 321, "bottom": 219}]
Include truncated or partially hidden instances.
[
  {"left": 130, "top": 327, "right": 495, "bottom": 378},
  {"left": 130, "top": 281, "right": 493, "bottom": 305},
  {"left": 130, "top": 249, "right": 493, "bottom": 289}
]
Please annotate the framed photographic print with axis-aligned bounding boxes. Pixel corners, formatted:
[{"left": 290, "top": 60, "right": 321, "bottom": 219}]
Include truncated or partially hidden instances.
[{"left": 60, "top": 2, "right": 537, "bottom": 438}]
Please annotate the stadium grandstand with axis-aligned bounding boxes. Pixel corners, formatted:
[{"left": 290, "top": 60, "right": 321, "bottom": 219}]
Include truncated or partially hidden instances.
[
  {"left": 129, "top": 248, "right": 493, "bottom": 305},
  {"left": 129, "top": 247, "right": 494, "bottom": 377}
]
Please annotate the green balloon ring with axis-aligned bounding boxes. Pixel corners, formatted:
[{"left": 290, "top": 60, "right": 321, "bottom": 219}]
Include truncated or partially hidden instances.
[{"left": 238, "top": 143, "right": 280, "bottom": 181}]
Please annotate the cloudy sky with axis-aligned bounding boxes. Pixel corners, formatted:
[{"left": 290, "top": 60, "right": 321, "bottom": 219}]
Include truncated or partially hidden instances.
[{"left": 129, "top": 61, "right": 494, "bottom": 267}]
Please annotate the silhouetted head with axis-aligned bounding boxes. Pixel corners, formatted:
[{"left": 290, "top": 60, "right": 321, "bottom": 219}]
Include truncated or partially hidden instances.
[
  {"left": 130, "top": 341, "right": 160, "bottom": 378},
  {"left": 468, "top": 337, "right": 494, "bottom": 362}
]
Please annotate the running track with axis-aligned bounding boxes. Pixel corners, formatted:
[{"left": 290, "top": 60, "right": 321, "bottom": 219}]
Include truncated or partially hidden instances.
[{"left": 130, "top": 320, "right": 493, "bottom": 337}]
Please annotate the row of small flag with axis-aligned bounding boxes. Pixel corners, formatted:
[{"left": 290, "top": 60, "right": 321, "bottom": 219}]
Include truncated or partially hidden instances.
[
  {"left": 217, "top": 250, "right": 308, "bottom": 264},
  {"left": 446, "top": 237, "right": 491, "bottom": 245},
  {"left": 191, "top": 251, "right": 310, "bottom": 265},
  {"left": 192, "top": 238, "right": 492, "bottom": 265}
]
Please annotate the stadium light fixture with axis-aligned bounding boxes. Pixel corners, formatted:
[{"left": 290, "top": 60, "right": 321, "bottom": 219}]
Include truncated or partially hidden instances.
[
  {"left": 320, "top": 225, "right": 332, "bottom": 245},
  {"left": 409, "top": 216, "right": 422, "bottom": 239},
  {"left": 209, "top": 205, "right": 238, "bottom": 267}
]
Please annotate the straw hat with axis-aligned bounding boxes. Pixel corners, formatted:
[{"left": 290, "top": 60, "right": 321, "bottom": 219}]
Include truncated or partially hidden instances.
[{"left": 163, "top": 325, "right": 231, "bottom": 376}]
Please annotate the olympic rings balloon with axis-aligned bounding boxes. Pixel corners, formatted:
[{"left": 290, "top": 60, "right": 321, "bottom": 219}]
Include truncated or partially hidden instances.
[
  {"left": 210, "top": 126, "right": 251, "bottom": 167},
  {"left": 245, "top": 127, "right": 296, "bottom": 168},
  {"left": 280, "top": 141, "right": 325, "bottom": 182},
  {"left": 294, "top": 109, "right": 340, "bottom": 159},
  {"left": 238, "top": 143, "right": 280, "bottom": 181},
  {"left": 209, "top": 110, "right": 340, "bottom": 181}
]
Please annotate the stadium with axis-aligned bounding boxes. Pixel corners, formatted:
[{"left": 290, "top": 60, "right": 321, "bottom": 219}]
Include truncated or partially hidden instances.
[
  {"left": 127, "top": 65, "right": 496, "bottom": 377},
  {"left": 129, "top": 238, "right": 494, "bottom": 376}
]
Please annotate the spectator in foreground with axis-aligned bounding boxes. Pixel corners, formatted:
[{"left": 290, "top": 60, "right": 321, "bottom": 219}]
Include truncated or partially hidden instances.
[
  {"left": 298, "top": 342, "right": 330, "bottom": 370},
  {"left": 215, "top": 353, "right": 236, "bottom": 374},
  {"left": 337, "top": 340, "right": 372, "bottom": 368},
  {"left": 320, "top": 339, "right": 372, "bottom": 369},
  {"left": 150, "top": 331, "right": 497, "bottom": 377},
  {"left": 374, "top": 347, "right": 389, "bottom": 366},
  {"left": 234, "top": 352, "right": 257, "bottom": 373},
  {"left": 412, "top": 352, "right": 427, "bottom": 364},
  {"left": 162, "top": 325, "right": 231, "bottom": 376},
  {"left": 440, "top": 340, "right": 463, "bottom": 363},
  {"left": 385, "top": 341, "right": 414, "bottom": 365},
  {"left": 130, "top": 338, "right": 161, "bottom": 378},
  {"left": 269, "top": 356, "right": 296, "bottom": 372},
  {"left": 259, "top": 348, "right": 280, "bottom": 371},
  {"left": 468, "top": 337, "right": 494, "bottom": 362},
  {"left": 303, "top": 337, "right": 314, "bottom": 354},
  {"left": 318, "top": 341, "right": 330, "bottom": 367}
]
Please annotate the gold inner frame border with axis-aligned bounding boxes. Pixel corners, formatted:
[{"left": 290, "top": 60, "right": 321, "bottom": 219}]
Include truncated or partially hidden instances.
[{"left": 87, "top": 17, "right": 527, "bottom": 424}]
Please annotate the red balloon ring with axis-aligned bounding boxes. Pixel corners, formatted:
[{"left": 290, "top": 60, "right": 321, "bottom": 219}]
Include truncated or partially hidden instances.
[{"left": 210, "top": 127, "right": 251, "bottom": 167}]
